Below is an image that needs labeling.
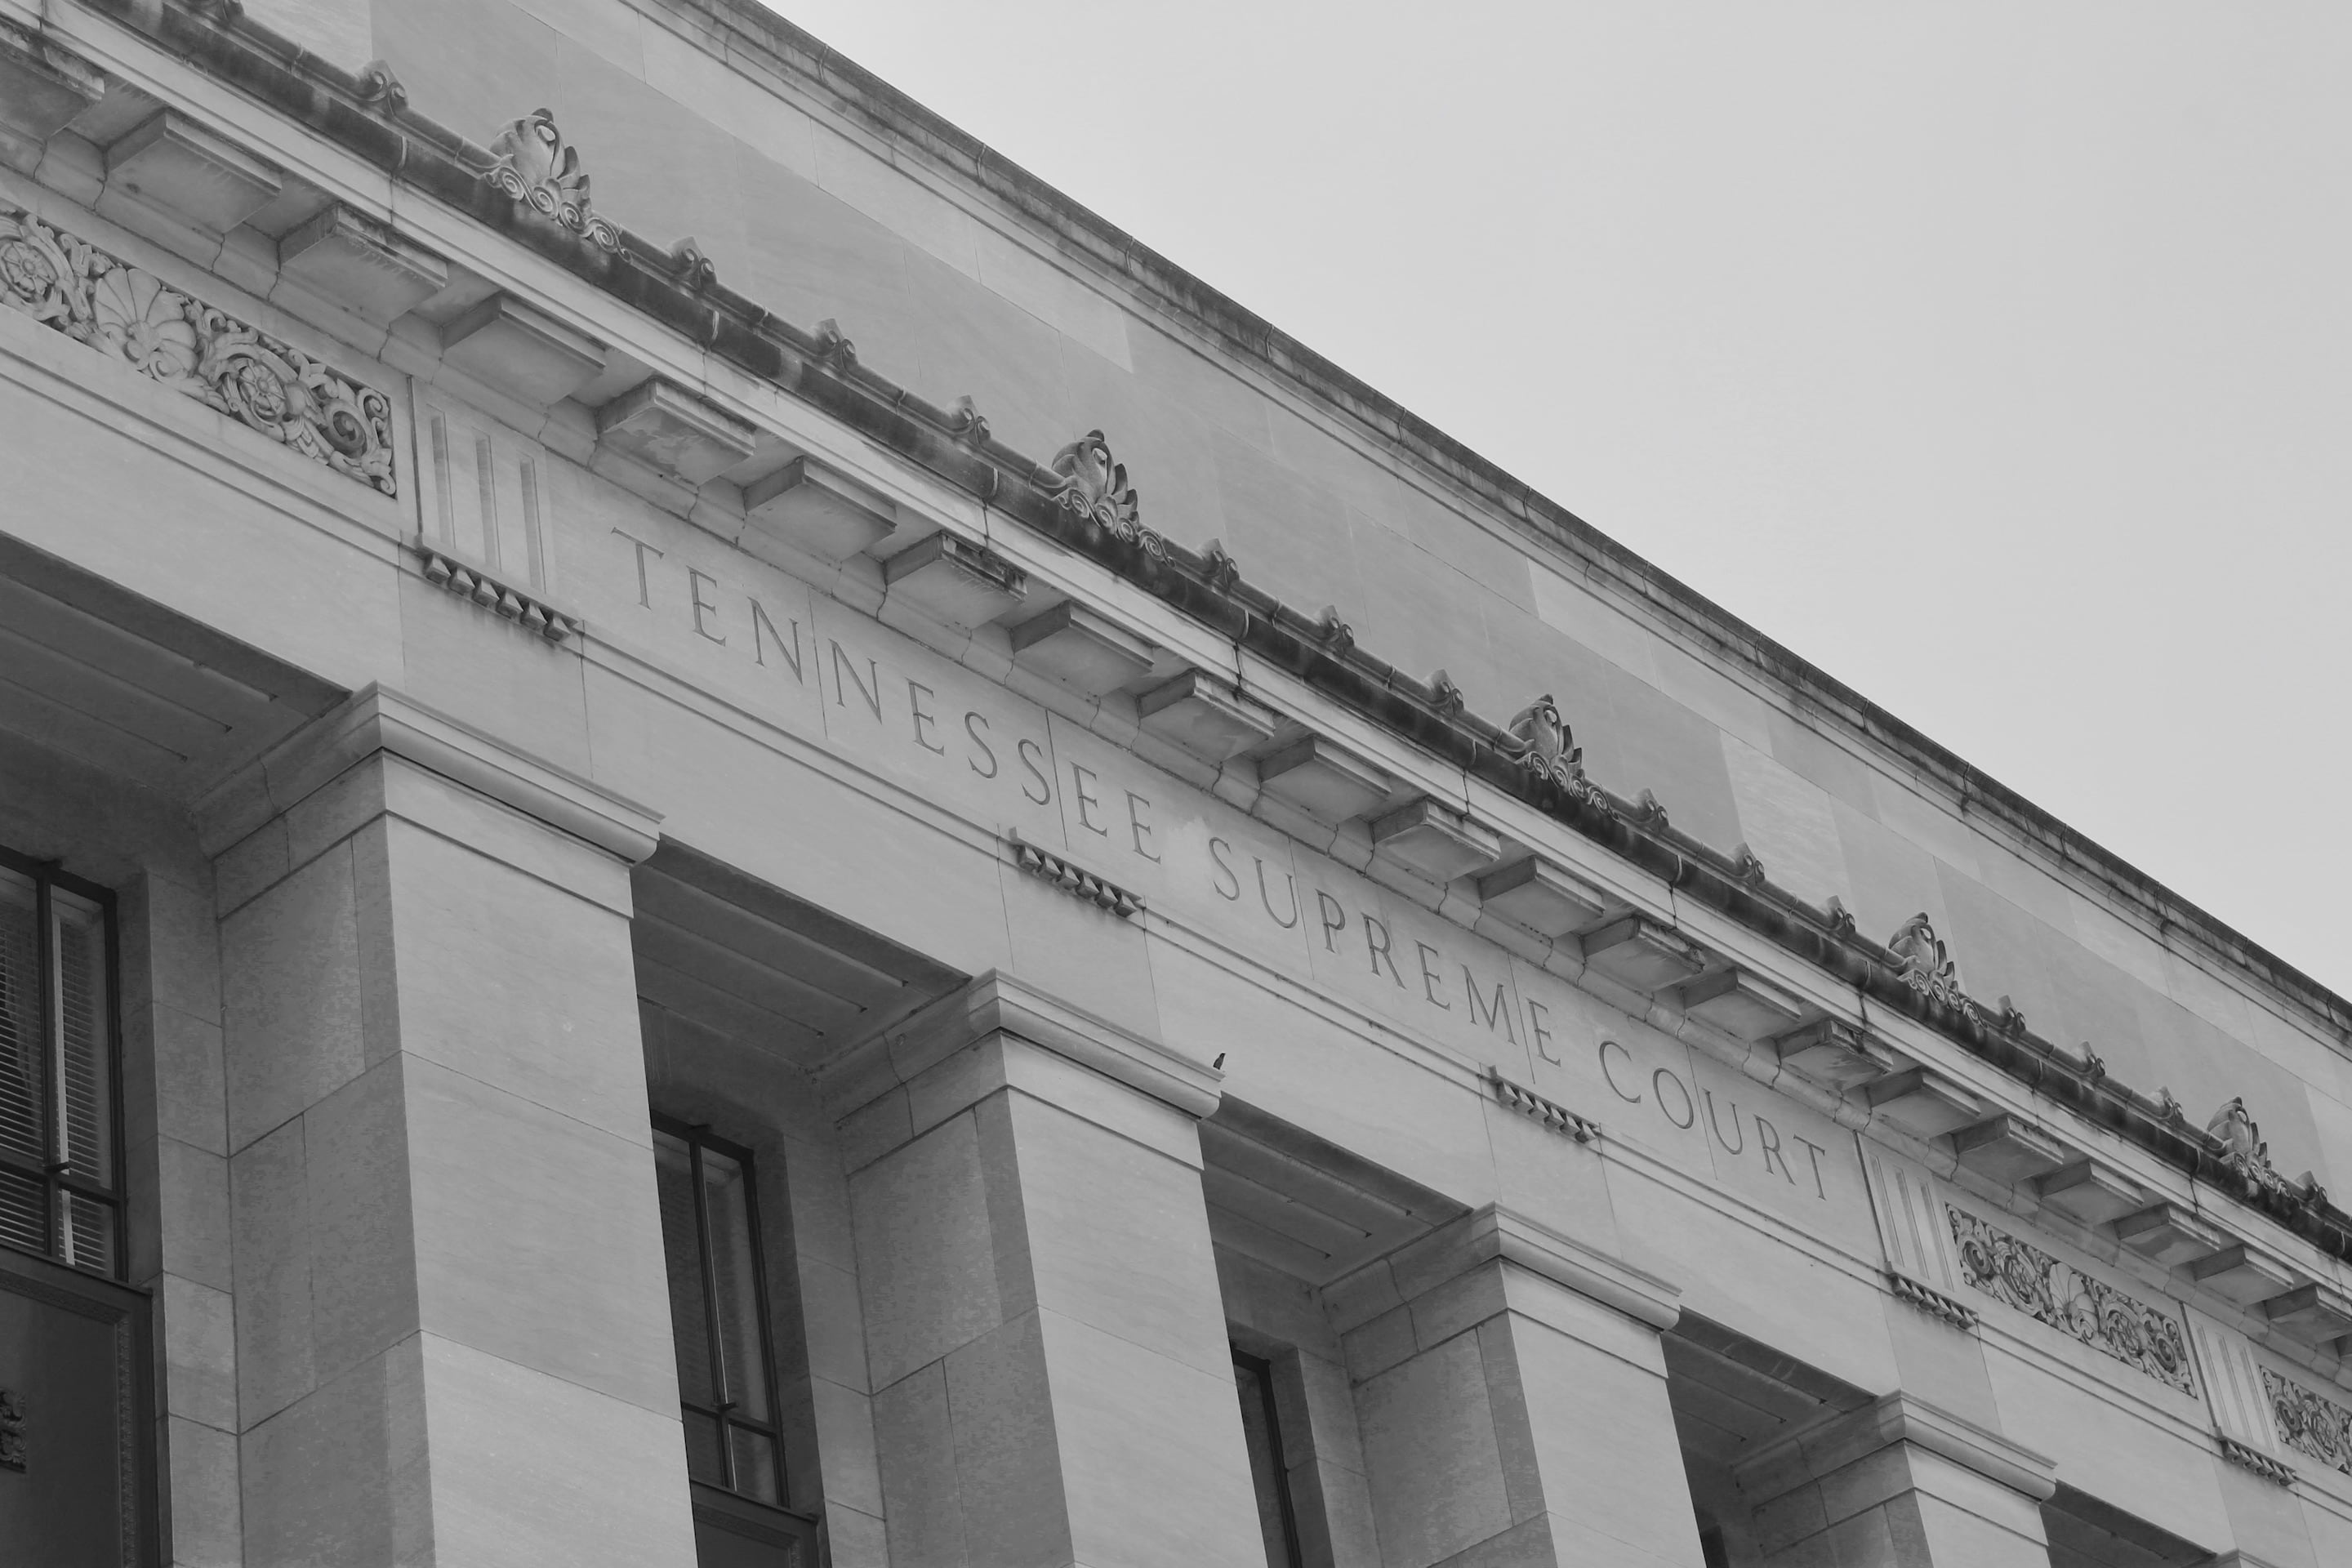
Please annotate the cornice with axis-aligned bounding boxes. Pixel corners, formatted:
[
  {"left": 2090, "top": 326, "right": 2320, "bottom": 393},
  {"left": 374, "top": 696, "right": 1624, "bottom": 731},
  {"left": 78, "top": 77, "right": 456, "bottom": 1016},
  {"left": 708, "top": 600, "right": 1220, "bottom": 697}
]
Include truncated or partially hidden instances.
[
  {"left": 630, "top": 0, "right": 2352, "bottom": 1055},
  {"left": 19, "top": 2, "right": 2352, "bottom": 1265}
]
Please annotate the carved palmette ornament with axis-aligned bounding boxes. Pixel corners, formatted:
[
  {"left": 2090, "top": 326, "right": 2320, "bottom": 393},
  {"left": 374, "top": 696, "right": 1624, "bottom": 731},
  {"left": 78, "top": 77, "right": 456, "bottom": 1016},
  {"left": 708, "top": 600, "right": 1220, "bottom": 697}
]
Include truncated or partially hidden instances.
[
  {"left": 483, "top": 109, "right": 620, "bottom": 251},
  {"left": 1503, "top": 694, "right": 1605, "bottom": 807},
  {"left": 0, "top": 210, "right": 396, "bottom": 493},
  {"left": 1043, "top": 430, "right": 1166, "bottom": 556},
  {"left": 1886, "top": 913, "right": 1964, "bottom": 1009},
  {"left": 2206, "top": 1097, "right": 2299, "bottom": 1203}
]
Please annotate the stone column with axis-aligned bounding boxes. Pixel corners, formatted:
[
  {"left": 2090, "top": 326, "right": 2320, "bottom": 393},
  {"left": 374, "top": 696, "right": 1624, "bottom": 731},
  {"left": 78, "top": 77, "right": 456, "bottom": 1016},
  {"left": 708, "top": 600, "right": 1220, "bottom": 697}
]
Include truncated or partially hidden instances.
[
  {"left": 199, "top": 687, "right": 692, "bottom": 1566},
  {"left": 1327, "top": 1205, "right": 1707, "bottom": 1568},
  {"left": 1735, "top": 1391, "right": 2057, "bottom": 1567},
  {"left": 825, "top": 972, "right": 1265, "bottom": 1568}
]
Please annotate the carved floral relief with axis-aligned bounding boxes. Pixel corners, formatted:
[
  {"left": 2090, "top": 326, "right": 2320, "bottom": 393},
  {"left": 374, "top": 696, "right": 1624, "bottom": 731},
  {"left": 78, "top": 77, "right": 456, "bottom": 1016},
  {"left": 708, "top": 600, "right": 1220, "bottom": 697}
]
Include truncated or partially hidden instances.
[
  {"left": 1044, "top": 430, "right": 1169, "bottom": 557},
  {"left": 2262, "top": 1367, "right": 2352, "bottom": 1476},
  {"left": 1503, "top": 693, "right": 1606, "bottom": 808},
  {"left": 1888, "top": 914, "right": 1965, "bottom": 1009},
  {"left": 0, "top": 209, "right": 397, "bottom": 493},
  {"left": 1949, "top": 1207, "right": 2196, "bottom": 1395}
]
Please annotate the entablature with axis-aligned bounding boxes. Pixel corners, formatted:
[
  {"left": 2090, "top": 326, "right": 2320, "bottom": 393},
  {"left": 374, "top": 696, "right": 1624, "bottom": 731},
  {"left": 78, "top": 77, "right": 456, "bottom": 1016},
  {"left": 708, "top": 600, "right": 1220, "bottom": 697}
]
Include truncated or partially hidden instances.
[{"left": 5, "top": 0, "right": 2350, "bottom": 1354}]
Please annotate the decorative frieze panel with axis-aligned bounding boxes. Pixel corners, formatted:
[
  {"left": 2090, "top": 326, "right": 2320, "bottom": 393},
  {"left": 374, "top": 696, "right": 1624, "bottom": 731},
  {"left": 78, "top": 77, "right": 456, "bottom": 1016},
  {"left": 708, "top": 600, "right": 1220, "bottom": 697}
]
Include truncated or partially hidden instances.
[
  {"left": 2263, "top": 1368, "right": 2352, "bottom": 1477},
  {"left": 1486, "top": 1067, "right": 1600, "bottom": 1143},
  {"left": 1949, "top": 1207, "right": 2196, "bottom": 1396},
  {"left": 0, "top": 208, "right": 397, "bottom": 492}
]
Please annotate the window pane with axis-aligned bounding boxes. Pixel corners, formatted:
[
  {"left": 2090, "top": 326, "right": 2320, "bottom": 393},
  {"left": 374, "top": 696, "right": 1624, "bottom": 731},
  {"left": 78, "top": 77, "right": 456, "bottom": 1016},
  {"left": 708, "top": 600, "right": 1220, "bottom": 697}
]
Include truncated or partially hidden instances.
[
  {"left": 1233, "top": 1352, "right": 1300, "bottom": 1568},
  {"left": 0, "top": 1166, "right": 43, "bottom": 1256},
  {"left": 702, "top": 1147, "right": 770, "bottom": 1420},
  {"left": 54, "top": 890, "right": 111, "bottom": 1190},
  {"left": 683, "top": 1407, "right": 725, "bottom": 1488},
  {"left": 655, "top": 1131, "right": 717, "bottom": 1407},
  {"left": 728, "top": 1427, "right": 781, "bottom": 1505},
  {"left": 0, "top": 871, "right": 42, "bottom": 1175}
]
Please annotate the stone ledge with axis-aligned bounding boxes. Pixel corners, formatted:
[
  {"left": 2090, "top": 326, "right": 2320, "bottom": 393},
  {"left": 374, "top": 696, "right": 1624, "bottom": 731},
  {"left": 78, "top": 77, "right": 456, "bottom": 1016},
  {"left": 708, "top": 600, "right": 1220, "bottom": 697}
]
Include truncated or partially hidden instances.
[
  {"left": 193, "top": 683, "right": 662, "bottom": 863},
  {"left": 815, "top": 969, "right": 1220, "bottom": 1123},
  {"left": 1328, "top": 1204, "right": 1680, "bottom": 1336},
  {"left": 1735, "top": 1390, "right": 2057, "bottom": 1508}
]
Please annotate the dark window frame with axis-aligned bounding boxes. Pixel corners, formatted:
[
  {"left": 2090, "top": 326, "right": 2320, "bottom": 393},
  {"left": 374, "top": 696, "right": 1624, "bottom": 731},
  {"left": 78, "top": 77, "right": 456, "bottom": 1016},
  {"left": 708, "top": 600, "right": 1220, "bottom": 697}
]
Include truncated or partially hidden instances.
[
  {"left": 1232, "top": 1344, "right": 1306, "bottom": 1568},
  {"left": 0, "top": 844, "right": 123, "bottom": 1281},
  {"left": 653, "top": 1113, "right": 792, "bottom": 1507}
]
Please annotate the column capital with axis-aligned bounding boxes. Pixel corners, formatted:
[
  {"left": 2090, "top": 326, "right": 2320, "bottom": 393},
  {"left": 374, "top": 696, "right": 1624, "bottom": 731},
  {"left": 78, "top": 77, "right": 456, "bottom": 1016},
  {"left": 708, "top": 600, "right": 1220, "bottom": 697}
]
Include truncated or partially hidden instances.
[
  {"left": 1736, "top": 1390, "right": 2058, "bottom": 1506},
  {"left": 1330, "top": 1204, "right": 1682, "bottom": 1336},
  {"left": 818, "top": 969, "right": 1223, "bottom": 1125},
  {"left": 194, "top": 684, "right": 662, "bottom": 862}
]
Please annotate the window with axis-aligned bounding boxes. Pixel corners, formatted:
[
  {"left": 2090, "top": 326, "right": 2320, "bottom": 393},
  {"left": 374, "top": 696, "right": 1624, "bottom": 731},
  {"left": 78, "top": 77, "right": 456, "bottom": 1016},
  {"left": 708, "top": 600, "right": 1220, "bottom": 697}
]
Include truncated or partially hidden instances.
[
  {"left": 654, "top": 1119, "right": 788, "bottom": 1504},
  {"left": 0, "top": 851, "right": 118, "bottom": 1276},
  {"left": 1232, "top": 1346, "right": 1304, "bottom": 1568}
]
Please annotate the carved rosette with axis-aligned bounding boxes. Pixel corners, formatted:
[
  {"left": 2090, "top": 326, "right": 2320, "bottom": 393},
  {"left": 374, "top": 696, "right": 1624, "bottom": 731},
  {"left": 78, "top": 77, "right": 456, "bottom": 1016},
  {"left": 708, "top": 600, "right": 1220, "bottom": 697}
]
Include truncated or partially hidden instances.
[
  {"left": 1503, "top": 694, "right": 1605, "bottom": 808},
  {"left": 1043, "top": 430, "right": 1167, "bottom": 558},
  {"left": 2263, "top": 1368, "right": 2352, "bottom": 1476},
  {"left": 0, "top": 210, "right": 396, "bottom": 493},
  {"left": 1948, "top": 1207, "right": 2195, "bottom": 1395},
  {"left": 483, "top": 109, "right": 620, "bottom": 252},
  {"left": 1887, "top": 913, "right": 1965, "bottom": 1009}
]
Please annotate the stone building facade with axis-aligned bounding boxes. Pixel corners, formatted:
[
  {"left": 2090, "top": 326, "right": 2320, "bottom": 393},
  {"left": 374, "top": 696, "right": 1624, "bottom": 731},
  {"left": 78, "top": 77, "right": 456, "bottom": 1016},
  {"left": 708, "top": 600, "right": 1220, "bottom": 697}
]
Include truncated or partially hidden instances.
[{"left": 0, "top": 2, "right": 2348, "bottom": 1566}]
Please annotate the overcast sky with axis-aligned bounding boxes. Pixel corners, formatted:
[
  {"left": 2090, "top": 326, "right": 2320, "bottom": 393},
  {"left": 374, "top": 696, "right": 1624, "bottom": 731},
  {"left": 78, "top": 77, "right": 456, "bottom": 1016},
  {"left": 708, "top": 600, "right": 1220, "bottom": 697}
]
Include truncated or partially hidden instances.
[{"left": 766, "top": 2, "right": 2352, "bottom": 994}]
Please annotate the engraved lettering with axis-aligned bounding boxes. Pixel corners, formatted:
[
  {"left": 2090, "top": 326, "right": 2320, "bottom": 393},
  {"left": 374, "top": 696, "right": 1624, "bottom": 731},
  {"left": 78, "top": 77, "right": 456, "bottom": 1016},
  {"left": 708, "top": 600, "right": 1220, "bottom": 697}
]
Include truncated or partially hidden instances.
[
  {"left": 688, "top": 568, "right": 725, "bottom": 643},
  {"left": 1072, "top": 765, "right": 1107, "bottom": 835},
  {"left": 750, "top": 599, "right": 804, "bottom": 680},
  {"left": 908, "top": 681, "right": 945, "bottom": 755},
  {"left": 964, "top": 711, "right": 999, "bottom": 778},
  {"left": 1365, "top": 916, "right": 1405, "bottom": 987},
  {"left": 831, "top": 641, "right": 881, "bottom": 721},
  {"left": 1256, "top": 858, "right": 1301, "bottom": 929},
  {"left": 1018, "top": 737, "right": 1053, "bottom": 805},
  {"left": 1125, "top": 793, "right": 1159, "bottom": 862},
  {"left": 1704, "top": 1090, "right": 1744, "bottom": 1155},
  {"left": 1209, "top": 836, "right": 1241, "bottom": 901},
  {"left": 1653, "top": 1068, "right": 1696, "bottom": 1129},
  {"left": 1316, "top": 892, "right": 1348, "bottom": 952},
  {"left": 1529, "top": 1000, "right": 1561, "bottom": 1064},
  {"left": 1795, "top": 1135, "right": 1830, "bottom": 1200},
  {"left": 612, "top": 527, "right": 663, "bottom": 607},
  {"left": 1463, "top": 969, "right": 1516, "bottom": 1041},
  {"left": 1415, "top": 943, "right": 1451, "bottom": 1009},
  {"left": 1599, "top": 1040, "right": 1642, "bottom": 1102},
  {"left": 1756, "top": 1116, "right": 1795, "bottom": 1184}
]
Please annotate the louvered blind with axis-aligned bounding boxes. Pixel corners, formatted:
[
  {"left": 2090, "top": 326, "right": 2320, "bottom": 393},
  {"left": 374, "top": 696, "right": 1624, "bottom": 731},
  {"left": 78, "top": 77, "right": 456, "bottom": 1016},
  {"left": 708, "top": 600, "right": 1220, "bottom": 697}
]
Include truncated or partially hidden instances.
[{"left": 0, "top": 858, "right": 119, "bottom": 1273}]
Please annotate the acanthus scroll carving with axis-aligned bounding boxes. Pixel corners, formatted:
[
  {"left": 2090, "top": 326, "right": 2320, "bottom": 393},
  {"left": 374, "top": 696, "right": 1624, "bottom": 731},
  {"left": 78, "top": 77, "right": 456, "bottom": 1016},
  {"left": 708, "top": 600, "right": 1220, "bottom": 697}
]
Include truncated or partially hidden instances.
[
  {"left": 483, "top": 109, "right": 620, "bottom": 251},
  {"left": 2207, "top": 1097, "right": 2302, "bottom": 1205},
  {"left": 1887, "top": 913, "right": 1964, "bottom": 1009},
  {"left": 0, "top": 209, "right": 396, "bottom": 493},
  {"left": 1044, "top": 430, "right": 1168, "bottom": 559},
  {"left": 2263, "top": 1368, "right": 2352, "bottom": 1476},
  {"left": 1948, "top": 1207, "right": 2195, "bottom": 1395},
  {"left": 1503, "top": 694, "right": 1605, "bottom": 808}
]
